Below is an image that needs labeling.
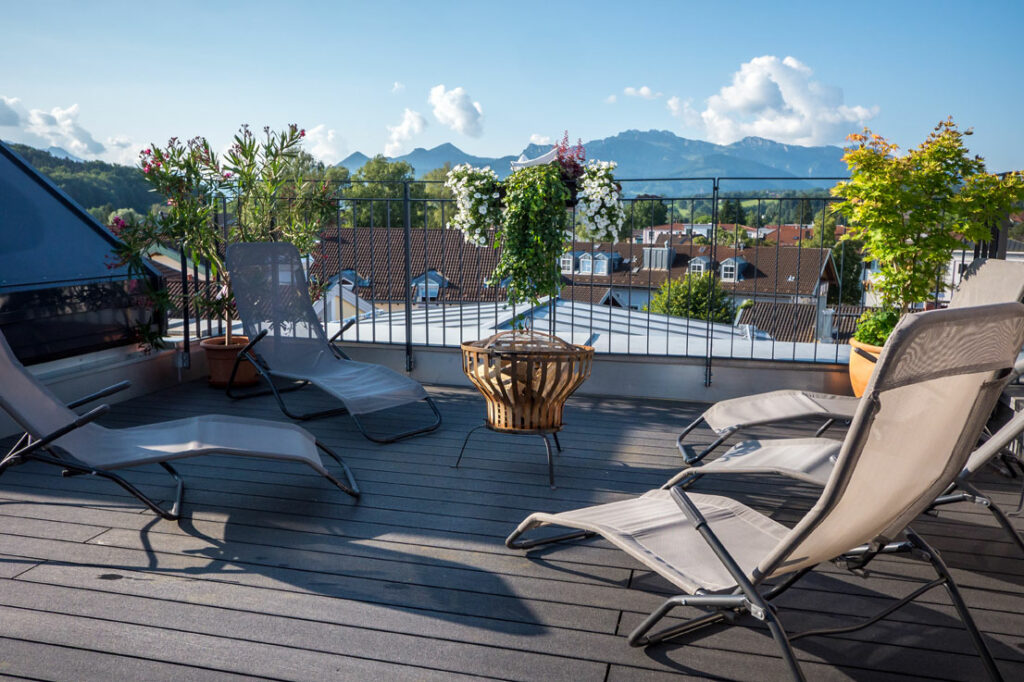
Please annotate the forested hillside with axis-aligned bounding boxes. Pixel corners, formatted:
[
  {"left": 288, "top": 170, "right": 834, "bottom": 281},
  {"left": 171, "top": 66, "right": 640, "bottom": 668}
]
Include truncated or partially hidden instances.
[{"left": 5, "top": 142, "right": 153, "bottom": 221}]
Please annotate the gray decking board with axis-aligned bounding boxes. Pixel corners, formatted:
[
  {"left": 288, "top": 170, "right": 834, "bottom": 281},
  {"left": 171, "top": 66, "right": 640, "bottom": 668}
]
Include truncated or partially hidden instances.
[{"left": 1, "top": 382, "right": 1023, "bottom": 680}]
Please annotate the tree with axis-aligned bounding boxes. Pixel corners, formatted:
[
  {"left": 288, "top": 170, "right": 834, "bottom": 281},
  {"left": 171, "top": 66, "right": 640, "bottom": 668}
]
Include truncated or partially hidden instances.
[
  {"left": 644, "top": 272, "right": 735, "bottom": 323},
  {"left": 805, "top": 208, "right": 838, "bottom": 248},
  {"left": 342, "top": 155, "right": 425, "bottom": 227},
  {"left": 718, "top": 198, "right": 746, "bottom": 225},
  {"left": 108, "top": 207, "right": 143, "bottom": 225},
  {"left": 793, "top": 198, "right": 814, "bottom": 225},
  {"left": 828, "top": 239, "right": 864, "bottom": 305},
  {"left": 422, "top": 163, "right": 453, "bottom": 229},
  {"left": 833, "top": 118, "right": 1024, "bottom": 343}
]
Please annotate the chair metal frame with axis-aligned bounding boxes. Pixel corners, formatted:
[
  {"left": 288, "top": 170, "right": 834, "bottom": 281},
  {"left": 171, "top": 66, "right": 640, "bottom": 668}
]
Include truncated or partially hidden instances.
[
  {"left": 1, "top": 381, "right": 360, "bottom": 520},
  {"left": 507, "top": 485, "right": 1004, "bottom": 682},
  {"left": 225, "top": 328, "right": 442, "bottom": 444}
]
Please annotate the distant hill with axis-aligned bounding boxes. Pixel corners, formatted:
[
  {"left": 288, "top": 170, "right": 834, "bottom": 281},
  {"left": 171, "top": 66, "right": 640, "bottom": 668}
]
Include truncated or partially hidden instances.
[
  {"left": 340, "top": 129, "right": 848, "bottom": 194},
  {"left": 44, "top": 146, "right": 84, "bottom": 162},
  {"left": 2, "top": 141, "right": 152, "bottom": 216}
]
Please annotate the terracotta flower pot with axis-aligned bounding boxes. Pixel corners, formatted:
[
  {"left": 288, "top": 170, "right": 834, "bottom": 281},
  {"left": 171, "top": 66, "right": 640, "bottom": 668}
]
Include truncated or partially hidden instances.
[
  {"left": 200, "top": 335, "right": 260, "bottom": 388},
  {"left": 848, "top": 338, "right": 883, "bottom": 398}
]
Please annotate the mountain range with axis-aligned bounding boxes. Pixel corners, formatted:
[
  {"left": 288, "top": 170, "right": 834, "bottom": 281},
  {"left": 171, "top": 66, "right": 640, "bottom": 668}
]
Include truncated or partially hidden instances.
[{"left": 339, "top": 129, "right": 848, "bottom": 194}]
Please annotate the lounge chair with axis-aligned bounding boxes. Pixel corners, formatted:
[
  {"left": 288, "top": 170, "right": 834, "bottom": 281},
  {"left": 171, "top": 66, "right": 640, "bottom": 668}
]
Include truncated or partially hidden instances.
[
  {"left": 508, "top": 303, "right": 1024, "bottom": 680},
  {"left": 0, "top": 330, "right": 359, "bottom": 520},
  {"left": 666, "top": 393, "right": 1024, "bottom": 556},
  {"left": 225, "top": 242, "right": 441, "bottom": 443},
  {"left": 678, "top": 258, "right": 1024, "bottom": 464}
]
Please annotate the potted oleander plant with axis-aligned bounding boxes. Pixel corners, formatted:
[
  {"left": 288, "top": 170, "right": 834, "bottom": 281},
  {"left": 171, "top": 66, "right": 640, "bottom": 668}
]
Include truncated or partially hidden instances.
[
  {"left": 833, "top": 118, "right": 1024, "bottom": 396},
  {"left": 445, "top": 138, "right": 627, "bottom": 436},
  {"left": 125, "top": 124, "right": 336, "bottom": 386}
]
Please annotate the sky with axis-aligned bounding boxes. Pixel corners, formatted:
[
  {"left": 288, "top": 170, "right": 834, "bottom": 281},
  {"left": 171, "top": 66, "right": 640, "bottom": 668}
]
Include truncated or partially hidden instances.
[{"left": 1, "top": 0, "right": 1022, "bottom": 171}]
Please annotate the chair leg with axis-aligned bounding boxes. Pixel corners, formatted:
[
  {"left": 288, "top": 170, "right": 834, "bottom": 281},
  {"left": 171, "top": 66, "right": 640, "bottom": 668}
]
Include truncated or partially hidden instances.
[
  {"left": 454, "top": 424, "right": 486, "bottom": 469},
  {"left": 540, "top": 434, "right": 556, "bottom": 489},
  {"left": 628, "top": 592, "right": 805, "bottom": 681},
  {"left": 315, "top": 441, "right": 360, "bottom": 499},
  {"left": 350, "top": 397, "right": 442, "bottom": 444},
  {"left": 906, "top": 529, "right": 1004, "bottom": 682},
  {"left": 552, "top": 432, "right": 562, "bottom": 452},
  {"left": 956, "top": 481, "right": 1024, "bottom": 557},
  {"left": 52, "top": 456, "right": 183, "bottom": 521}
]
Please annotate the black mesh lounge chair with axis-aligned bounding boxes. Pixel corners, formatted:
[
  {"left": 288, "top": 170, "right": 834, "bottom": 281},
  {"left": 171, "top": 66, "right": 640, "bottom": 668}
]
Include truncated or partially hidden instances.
[
  {"left": 225, "top": 242, "right": 441, "bottom": 443},
  {"left": 508, "top": 303, "right": 1024, "bottom": 681},
  {"left": 0, "top": 330, "right": 359, "bottom": 520},
  {"left": 677, "top": 258, "right": 1024, "bottom": 464}
]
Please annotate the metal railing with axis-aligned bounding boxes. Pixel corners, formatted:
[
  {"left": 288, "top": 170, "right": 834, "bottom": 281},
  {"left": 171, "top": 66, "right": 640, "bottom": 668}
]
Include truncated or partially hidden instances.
[{"left": 166, "top": 176, "right": 1011, "bottom": 386}]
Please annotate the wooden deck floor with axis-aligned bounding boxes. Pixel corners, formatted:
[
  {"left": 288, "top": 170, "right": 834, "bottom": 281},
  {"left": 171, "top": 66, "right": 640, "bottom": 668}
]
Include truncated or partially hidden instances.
[{"left": 1, "top": 380, "right": 1023, "bottom": 680}]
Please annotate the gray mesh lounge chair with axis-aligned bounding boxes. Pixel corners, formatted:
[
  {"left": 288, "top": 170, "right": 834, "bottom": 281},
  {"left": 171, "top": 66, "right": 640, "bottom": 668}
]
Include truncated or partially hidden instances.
[
  {"left": 677, "top": 258, "right": 1024, "bottom": 464},
  {"left": 226, "top": 242, "right": 441, "bottom": 443},
  {"left": 508, "top": 303, "right": 1024, "bottom": 681},
  {"left": 0, "top": 329, "right": 359, "bottom": 520}
]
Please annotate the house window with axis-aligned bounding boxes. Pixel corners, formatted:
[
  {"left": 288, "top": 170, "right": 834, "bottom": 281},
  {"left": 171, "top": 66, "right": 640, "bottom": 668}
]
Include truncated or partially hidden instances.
[
  {"left": 580, "top": 258, "right": 593, "bottom": 274},
  {"left": 560, "top": 254, "right": 575, "bottom": 273},
  {"left": 689, "top": 260, "right": 705, "bottom": 275},
  {"left": 721, "top": 262, "right": 736, "bottom": 281},
  {"left": 594, "top": 259, "right": 608, "bottom": 275}
]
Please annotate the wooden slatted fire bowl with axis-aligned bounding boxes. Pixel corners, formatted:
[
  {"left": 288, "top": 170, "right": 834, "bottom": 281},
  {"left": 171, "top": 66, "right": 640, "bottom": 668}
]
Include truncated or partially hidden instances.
[{"left": 461, "top": 330, "right": 594, "bottom": 433}]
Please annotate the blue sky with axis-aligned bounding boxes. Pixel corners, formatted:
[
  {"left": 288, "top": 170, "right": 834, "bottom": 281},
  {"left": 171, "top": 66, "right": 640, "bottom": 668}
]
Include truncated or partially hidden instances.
[{"left": 2, "top": 0, "right": 1022, "bottom": 171}]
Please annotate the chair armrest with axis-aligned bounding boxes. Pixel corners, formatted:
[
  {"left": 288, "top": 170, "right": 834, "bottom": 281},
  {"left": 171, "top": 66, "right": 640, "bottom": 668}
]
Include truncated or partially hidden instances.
[
  {"left": 3, "top": 404, "right": 109, "bottom": 465},
  {"left": 852, "top": 346, "right": 879, "bottom": 364},
  {"left": 329, "top": 321, "right": 355, "bottom": 360},
  {"left": 669, "top": 486, "right": 765, "bottom": 599},
  {"left": 239, "top": 329, "right": 268, "bottom": 357},
  {"left": 66, "top": 380, "right": 131, "bottom": 409}
]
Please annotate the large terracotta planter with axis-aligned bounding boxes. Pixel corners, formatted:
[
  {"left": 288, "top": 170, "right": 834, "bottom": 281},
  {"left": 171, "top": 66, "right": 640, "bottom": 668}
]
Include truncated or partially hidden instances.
[
  {"left": 461, "top": 330, "right": 593, "bottom": 432},
  {"left": 200, "top": 335, "right": 260, "bottom": 388},
  {"left": 848, "top": 338, "right": 883, "bottom": 398}
]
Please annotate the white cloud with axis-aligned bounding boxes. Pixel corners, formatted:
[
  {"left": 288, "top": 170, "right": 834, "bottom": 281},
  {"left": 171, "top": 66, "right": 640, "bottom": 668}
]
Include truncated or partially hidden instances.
[
  {"left": 666, "top": 95, "right": 701, "bottom": 128},
  {"left": 529, "top": 134, "right": 551, "bottom": 145},
  {"left": 25, "top": 103, "right": 106, "bottom": 156},
  {"left": 0, "top": 96, "right": 21, "bottom": 126},
  {"left": 428, "top": 84, "right": 483, "bottom": 137},
  {"left": 304, "top": 124, "right": 346, "bottom": 165},
  {"left": 604, "top": 94, "right": 617, "bottom": 104},
  {"left": 693, "top": 55, "right": 878, "bottom": 146},
  {"left": 624, "top": 86, "right": 662, "bottom": 100},
  {"left": 391, "top": 81, "right": 405, "bottom": 94},
  {"left": 0, "top": 95, "right": 144, "bottom": 162},
  {"left": 385, "top": 108, "right": 426, "bottom": 156}
]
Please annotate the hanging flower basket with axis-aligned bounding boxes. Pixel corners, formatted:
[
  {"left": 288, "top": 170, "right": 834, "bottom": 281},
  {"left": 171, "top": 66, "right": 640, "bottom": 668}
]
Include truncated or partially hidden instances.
[{"left": 461, "top": 330, "right": 594, "bottom": 433}]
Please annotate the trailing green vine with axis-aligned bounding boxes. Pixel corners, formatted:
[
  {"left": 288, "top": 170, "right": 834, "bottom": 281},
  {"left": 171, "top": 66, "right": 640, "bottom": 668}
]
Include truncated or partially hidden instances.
[{"left": 489, "top": 163, "right": 569, "bottom": 308}]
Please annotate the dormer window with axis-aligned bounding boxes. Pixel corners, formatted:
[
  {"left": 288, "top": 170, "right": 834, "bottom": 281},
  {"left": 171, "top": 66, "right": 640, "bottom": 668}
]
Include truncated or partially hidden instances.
[
  {"left": 689, "top": 259, "right": 706, "bottom": 275},
  {"left": 560, "top": 254, "right": 575, "bottom": 273},
  {"left": 594, "top": 258, "right": 609, "bottom": 275},
  {"left": 579, "top": 254, "right": 593, "bottom": 274},
  {"left": 411, "top": 270, "right": 449, "bottom": 302},
  {"left": 719, "top": 256, "right": 746, "bottom": 282},
  {"left": 339, "top": 269, "right": 370, "bottom": 288}
]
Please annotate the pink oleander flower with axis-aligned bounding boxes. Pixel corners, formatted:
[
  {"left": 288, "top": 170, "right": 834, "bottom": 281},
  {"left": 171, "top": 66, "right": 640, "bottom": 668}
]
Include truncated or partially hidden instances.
[
  {"left": 143, "top": 165, "right": 151, "bottom": 173},
  {"left": 300, "top": 128, "right": 306, "bottom": 137}
]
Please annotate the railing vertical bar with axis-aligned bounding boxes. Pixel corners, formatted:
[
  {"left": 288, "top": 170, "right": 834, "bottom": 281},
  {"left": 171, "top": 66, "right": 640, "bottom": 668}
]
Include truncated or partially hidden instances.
[
  {"left": 179, "top": 243, "right": 190, "bottom": 362},
  {"left": 771, "top": 198, "right": 782, "bottom": 361},
  {"left": 403, "top": 183, "right": 414, "bottom": 371},
  {"left": 384, "top": 198, "right": 393, "bottom": 344},
  {"left": 439, "top": 195, "right": 448, "bottom": 347},
  {"left": 422, "top": 192, "right": 430, "bottom": 347}
]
